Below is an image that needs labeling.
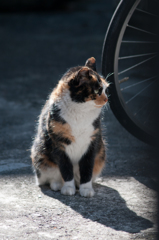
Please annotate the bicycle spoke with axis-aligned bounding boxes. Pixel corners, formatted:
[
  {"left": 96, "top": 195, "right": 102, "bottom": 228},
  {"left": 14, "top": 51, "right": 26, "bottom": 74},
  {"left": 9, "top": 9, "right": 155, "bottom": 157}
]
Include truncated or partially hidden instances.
[
  {"left": 118, "top": 56, "right": 156, "bottom": 75},
  {"left": 122, "top": 41, "right": 157, "bottom": 43},
  {"left": 127, "top": 24, "right": 157, "bottom": 36},
  {"left": 120, "top": 76, "right": 157, "bottom": 91},
  {"left": 134, "top": 99, "right": 153, "bottom": 116},
  {"left": 144, "top": 105, "right": 155, "bottom": 125},
  {"left": 102, "top": 0, "right": 157, "bottom": 143},
  {"left": 119, "top": 52, "right": 156, "bottom": 60},
  {"left": 136, "top": 8, "right": 158, "bottom": 17},
  {"left": 119, "top": 77, "right": 129, "bottom": 84},
  {"left": 126, "top": 80, "right": 156, "bottom": 104}
]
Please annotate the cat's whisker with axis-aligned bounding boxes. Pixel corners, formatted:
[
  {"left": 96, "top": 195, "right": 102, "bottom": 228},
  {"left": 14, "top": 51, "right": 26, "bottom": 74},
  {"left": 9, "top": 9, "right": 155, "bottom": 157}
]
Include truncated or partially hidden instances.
[
  {"left": 105, "top": 72, "right": 114, "bottom": 81},
  {"left": 103, "top": 102, "right": 110, "bottom": 112}
]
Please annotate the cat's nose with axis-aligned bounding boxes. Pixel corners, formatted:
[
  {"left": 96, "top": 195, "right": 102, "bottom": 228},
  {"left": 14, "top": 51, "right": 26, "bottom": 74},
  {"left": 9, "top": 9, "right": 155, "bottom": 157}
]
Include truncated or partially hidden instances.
[{"left": 104, "top": 96, "right": 108, "bottom": 102}]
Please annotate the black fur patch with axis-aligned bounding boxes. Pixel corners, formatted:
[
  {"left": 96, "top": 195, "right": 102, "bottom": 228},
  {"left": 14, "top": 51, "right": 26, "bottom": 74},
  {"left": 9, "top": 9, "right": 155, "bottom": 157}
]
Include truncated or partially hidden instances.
[
  {"left": 58, "top": 151, "right": 74, "bottom": 182},
  {"left": 50, "top": 103, "right": 66, "bottom": 124},
  {"left": 69, "top": 84, "right": 90, "bottom": 103},
  {"left": 36, "top": 169, "right": 41, "bottom": 178},
  {"left": 93, "top": 115, "right": 101, "bottom": 129},
  {"left": 65, "top": 66, "right": 103, "bottom": 103},
  {"left": 51, "top": 133, "right": 71, "bottom": 145},
  {"left": 79, "top": 140, "right": 96, "bottom": 184}
]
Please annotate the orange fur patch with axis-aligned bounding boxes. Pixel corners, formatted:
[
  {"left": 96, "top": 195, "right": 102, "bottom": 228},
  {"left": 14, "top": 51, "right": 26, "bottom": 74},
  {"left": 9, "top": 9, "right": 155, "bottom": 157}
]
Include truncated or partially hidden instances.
[
  {"left": 93, "top": 143, "right": 106, "bottom": 175},
  {"left": 89, "top": 57, "right": 96, "bottom": 64},
  {"left": 50, "top": 80, "right": 69, "bottom": 101},
  {"left": 94, "top": 93, "right": 108, "bottom": 107},
  {"left": 91, "top": 75, "right": 98, "bottom": 82},
  {"left": 101, "top": 77, "right": 110, "bottom": 88},
  {"left": 50, "top": 120, "right": 75, "bottom": 142},
  {"left": 42, "top": 155, "right": 57, "bottom": 168},
  {"left": 91, "top": 128, "right": 99, "bottom": 141},
  {"left": 32, "top": 154, "right": 57, "bottom": 170}
]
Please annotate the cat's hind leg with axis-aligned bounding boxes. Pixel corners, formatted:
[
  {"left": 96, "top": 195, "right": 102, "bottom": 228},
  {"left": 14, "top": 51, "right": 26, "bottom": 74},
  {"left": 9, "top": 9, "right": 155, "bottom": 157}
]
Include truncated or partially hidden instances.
[
  {"left": 32, "top": 154, "right": 63, "bottom": 191},
  {"left": 49, "top": 167, "right": 63, "bottom": 191},
  {"left": 92, "top": 142, "right": 106, "bottom": 182},
  {"left": 34, "top": 168, "right": 48, "bottom": 186},
  {"left": 35, "top": 167, "right": 63, "bottom": 191}
]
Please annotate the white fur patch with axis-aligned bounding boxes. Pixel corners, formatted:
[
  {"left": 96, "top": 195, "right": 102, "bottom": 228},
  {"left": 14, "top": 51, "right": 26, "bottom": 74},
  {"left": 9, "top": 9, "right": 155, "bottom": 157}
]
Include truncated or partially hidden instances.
[
  {"left": 57, "top": 90, "right": 101, "bottom": 164},
  {"left": 79, "top": 180, "right": 95, "bottom": 197},
  {"left": 61, "top": 179, "right": 76, "bottom": 196},
  {"left": 73, "top": 164, "right": 80, "bottom": 187},
  {"left": 36, "top": 167, "right": 62, "bottom": 187},
  {"left": 50, "top": 181, "right": 62, "bottom": 191},
  {"left": 102, "top": 82, "right": 107, "bottom": 93},
  {"left": 95, "top": 82, "right": 108, "bottom": 107}
]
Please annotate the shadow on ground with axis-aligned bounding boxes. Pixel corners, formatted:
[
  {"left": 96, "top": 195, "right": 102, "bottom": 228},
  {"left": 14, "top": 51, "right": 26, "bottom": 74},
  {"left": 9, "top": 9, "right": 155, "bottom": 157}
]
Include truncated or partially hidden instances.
[{"left": 40, "top": 183, "right": 153, "bottom": 233}]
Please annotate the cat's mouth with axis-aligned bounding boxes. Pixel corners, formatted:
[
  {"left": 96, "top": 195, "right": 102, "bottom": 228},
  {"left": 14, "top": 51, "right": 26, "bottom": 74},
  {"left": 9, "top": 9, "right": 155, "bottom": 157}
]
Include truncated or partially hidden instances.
[
  {"left": 95, "top": 105, "right": 103, "bottom": 108},
  {"left": 94, "top": 96, "right": 108, "bottom": 108},
  {"left": 95, "top": 103, "right": 107, "bottom": 108}
]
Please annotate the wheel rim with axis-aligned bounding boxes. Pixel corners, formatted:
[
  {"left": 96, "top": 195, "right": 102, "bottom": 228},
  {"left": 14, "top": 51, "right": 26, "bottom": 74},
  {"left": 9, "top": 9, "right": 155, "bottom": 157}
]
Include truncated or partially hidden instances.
[{"left": 113, "top": 0, "right": 158, "bottom": 139}]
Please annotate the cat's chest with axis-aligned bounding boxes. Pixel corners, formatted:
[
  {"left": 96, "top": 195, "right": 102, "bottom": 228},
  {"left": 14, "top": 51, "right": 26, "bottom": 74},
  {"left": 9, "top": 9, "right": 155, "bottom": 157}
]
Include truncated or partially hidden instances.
[
  {"left": 70, "top": 119, "right": 94, "bottom": 143},
  {"left": 66, "top": 121, "right": 94, "bottom": 163},
  {"left": 63, "top": 113, "right": 96, "bottom": 163},
  {"left": 58, "top": 97, "right": 101, "bottom": 163}
]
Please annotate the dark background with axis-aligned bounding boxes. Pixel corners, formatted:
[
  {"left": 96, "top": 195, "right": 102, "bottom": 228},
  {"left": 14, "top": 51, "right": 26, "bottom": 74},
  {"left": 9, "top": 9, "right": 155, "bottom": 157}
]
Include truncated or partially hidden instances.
[{"left": 0, "top": 0, "right": 119, "bottom": 12}]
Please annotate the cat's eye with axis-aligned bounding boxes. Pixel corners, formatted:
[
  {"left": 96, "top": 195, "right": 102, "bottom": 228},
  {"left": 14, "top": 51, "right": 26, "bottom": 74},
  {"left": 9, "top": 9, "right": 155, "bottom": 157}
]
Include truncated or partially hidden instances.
[
  {"left": 94, "top": 89, "right": 99, "bottom": 94},
  {"left": 94, "top": 87, "right": 102, "bottom": 95}
]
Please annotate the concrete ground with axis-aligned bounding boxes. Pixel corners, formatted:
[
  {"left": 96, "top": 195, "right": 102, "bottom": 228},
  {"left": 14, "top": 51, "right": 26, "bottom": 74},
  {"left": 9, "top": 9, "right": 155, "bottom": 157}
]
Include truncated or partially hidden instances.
[{"left": 0, "top": 0, "right": 158, "bottom": 239}]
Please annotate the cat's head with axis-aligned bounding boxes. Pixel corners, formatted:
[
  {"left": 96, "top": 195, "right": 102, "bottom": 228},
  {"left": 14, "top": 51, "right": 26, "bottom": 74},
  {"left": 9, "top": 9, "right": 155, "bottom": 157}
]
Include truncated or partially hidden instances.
[{"left": 67, "top": 57, "right": 109, "bottom": 108}]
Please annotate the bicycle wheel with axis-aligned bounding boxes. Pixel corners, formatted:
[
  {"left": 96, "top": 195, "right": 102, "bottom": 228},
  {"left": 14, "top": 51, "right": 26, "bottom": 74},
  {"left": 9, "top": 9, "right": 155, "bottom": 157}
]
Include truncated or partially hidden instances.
[{"left": 102, "top": 0, "right": 158, "bottom": 145}]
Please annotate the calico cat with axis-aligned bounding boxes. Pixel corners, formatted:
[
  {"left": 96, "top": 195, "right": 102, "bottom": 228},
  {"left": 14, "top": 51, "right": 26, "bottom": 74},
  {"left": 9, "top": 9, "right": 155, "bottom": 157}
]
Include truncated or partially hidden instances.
[{"left": 31, "top": 57, "right": 109, "bottom": 197}]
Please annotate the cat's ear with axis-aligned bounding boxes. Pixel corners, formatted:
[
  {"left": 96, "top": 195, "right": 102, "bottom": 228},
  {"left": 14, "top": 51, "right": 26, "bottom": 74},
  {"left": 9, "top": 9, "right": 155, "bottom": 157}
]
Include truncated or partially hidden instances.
[
  {"left": 85, "top": 57, "right": 96, "bottom": 71},
  {"left": 69, "top": 67, "right": 92, "bottom": 87},
  {"left": 75, "top": 67, "right": 91, "bottom": 86},
  {"left": 77, "top": 67, "right": 91, "bottom": 79}
]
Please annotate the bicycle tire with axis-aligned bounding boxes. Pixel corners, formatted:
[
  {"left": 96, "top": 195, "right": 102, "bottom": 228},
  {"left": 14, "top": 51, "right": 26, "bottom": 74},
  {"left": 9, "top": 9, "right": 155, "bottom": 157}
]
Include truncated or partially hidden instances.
[{"left": 102, "top": 0, "right": 156, "bottom": 145}]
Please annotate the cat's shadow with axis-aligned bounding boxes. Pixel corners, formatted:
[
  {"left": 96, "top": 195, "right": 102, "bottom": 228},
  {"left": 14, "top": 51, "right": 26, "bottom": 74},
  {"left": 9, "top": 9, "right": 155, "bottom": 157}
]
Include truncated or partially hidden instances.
[{"left": 40, "top": 182, "right": 153, "bottom": 233}]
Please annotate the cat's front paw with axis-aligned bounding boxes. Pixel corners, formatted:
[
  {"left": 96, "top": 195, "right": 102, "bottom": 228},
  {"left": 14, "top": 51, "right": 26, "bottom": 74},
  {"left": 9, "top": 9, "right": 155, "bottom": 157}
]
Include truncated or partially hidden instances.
[
  {"left": 61, "top": 180, "right": 76, "bottom": 196},
  {"left": 79, "top": 181, "right": 95, "bottom": 197}
]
